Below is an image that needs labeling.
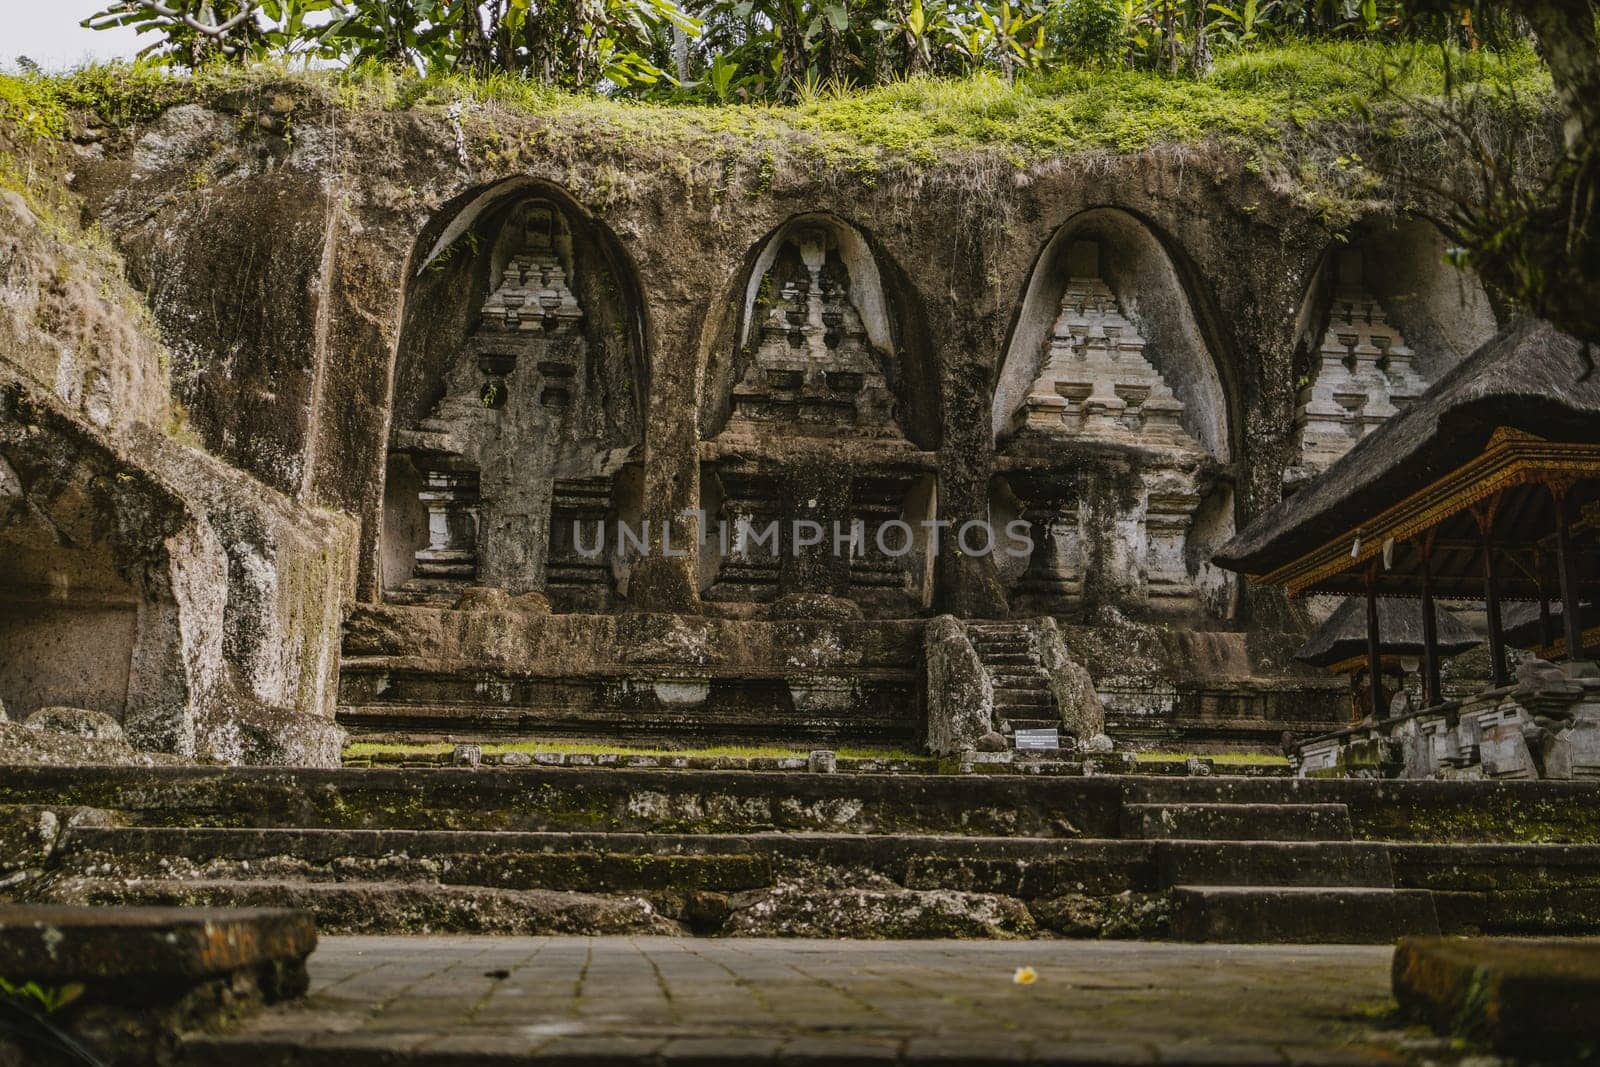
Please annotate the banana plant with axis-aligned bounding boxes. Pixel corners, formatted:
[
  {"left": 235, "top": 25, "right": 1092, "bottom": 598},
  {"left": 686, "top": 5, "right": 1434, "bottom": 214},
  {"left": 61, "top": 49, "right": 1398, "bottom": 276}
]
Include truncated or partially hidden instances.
[
  {"left": 971, "top": 0, "right": 1045, "bottom": 82},
  {"left": 1206, "top": 0, "right": 1279, "bottom": 50},
  {"left": 82, "top": 0, "right": 312, "bottom": 64}
]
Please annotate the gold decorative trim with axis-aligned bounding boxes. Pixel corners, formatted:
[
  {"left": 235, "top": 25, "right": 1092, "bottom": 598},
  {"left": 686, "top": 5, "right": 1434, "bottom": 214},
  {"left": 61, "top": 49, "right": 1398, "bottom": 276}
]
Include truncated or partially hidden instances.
[
  {"left": 1256, "top": 433, "right": 1600, "bottom": 597},
  {"left": 1534, "top": 622, "right": 1600, "bottom": 660}
]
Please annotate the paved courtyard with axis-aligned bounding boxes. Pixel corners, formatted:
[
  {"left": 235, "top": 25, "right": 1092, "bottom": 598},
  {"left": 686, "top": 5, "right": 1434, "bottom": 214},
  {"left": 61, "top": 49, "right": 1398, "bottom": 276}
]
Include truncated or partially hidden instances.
[{"left": 184, "top": 936, "right": 1447, "bottom": 1065}]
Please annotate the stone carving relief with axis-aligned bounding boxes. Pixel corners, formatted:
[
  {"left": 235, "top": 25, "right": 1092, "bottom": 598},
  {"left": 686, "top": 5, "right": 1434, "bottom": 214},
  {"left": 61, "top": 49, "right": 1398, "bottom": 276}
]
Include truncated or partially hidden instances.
[
  {"left": 702, "top": 223, "right": 935, "bottom": 616},
  {"left": 385, "top": 199, "right": 642, "bottom": 611},
  {"left": 998, "top": 240, "right": 1216, "bottom": 618},
  {"left": 1291, "top": 250, "right": 1430, "bottom": 479}
]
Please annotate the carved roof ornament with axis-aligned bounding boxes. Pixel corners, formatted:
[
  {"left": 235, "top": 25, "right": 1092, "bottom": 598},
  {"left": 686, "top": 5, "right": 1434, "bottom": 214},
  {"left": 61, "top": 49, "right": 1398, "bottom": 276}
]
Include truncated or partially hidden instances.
[
  {"left": 477, "top": 205, "right": 583, "bottom": 336},
  {"left": 1012, "top": 240, "right": 1198, "bottom": 451}
]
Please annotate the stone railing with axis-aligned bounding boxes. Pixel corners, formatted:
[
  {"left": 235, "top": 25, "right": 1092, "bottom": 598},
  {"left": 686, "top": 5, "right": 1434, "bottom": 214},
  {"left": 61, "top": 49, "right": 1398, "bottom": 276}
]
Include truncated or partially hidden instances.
[{"left": 1294, "top": 659, "right": 1600, "bottom": 780}]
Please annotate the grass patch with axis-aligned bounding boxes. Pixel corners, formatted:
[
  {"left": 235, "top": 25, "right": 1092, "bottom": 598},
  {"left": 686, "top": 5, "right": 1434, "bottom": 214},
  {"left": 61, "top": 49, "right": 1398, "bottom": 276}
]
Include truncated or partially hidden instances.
[
  {"left": 2, "top": 39, "right": 1550, "bottom": 172},
  {"left": 1134, "top": 751, "right": 1290, "bottom": 766},
  {"left": 343, "top": 739, "right": 933, "bottom": 762}
]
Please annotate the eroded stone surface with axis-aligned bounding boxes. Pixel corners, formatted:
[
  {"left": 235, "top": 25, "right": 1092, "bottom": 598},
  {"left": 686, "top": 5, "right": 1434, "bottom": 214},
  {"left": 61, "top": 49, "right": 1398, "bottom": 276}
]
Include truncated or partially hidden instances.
[
  {"left": 924, "top": 615, "right": 993, "bottom": 755},
  {"left": 24, "top": 706, "right": 125, "bottom": 741}
]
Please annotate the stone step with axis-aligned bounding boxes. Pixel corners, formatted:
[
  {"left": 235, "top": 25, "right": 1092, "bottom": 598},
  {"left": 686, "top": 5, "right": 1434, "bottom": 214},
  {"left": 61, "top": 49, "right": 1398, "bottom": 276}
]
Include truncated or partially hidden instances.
[
  {"left": 972, "top": 651, "right": 1040, "bottom": 666},
  {"left": 965, "top": 624, "right": 1035, "bottom": 638},
  {"left": 52, "top": 827, "right": 1148, "bottom": 900},
  {"left": 987, "top": 668, "right": 1049, "bottom": 685},
  {"left": 970, "top": 642, "right": 1034, "bottom": 656},
  {"left": 1169, "top": 886, "right": 1440, "bottom": 943},
  {"left": 993, "top": 691, "right": 1054, "bottom": 708},
  {"left": 10, "top": 766, "right": 1600, "bottom": 846},
  {"left": 337, "top": 698, "right": 919, "bottom": 746},
  {"left": 1122, "top": 803, "right": 1353, "bottom": 842},
  {"left": 51, "top": 878, "right": 682, "bottom": 936},
  {"left": 1002, "top": 718, "right": 1058, "bottom": 732},
  {"left": 0, "top": 765, "right": 1131, "bottom": 839},
  {"left": 1153, "top": 841, "right": 1395, "bottom": 888}
]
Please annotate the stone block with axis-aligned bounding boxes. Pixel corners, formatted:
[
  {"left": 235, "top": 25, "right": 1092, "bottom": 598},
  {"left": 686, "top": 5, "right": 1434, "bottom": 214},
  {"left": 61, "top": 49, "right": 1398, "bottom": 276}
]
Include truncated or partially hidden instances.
[
  {"left": 1562, "top": 715, "right": 1600, "bottom": 779},
  {"left": 1393, "top": 937, "right": 1600, "bottom": 1054},
  {"left": 924, "top": 615, "right": 993, "bottom": 756},
  {"left": 1479, "top": 721, "right": 1537, "bottom": 780},
  {"left": 0, "top": 905, "right": 316, "bottom": 982},
  {"left": 1171, "top": 886, "right": 1437, "bottom": 943}
]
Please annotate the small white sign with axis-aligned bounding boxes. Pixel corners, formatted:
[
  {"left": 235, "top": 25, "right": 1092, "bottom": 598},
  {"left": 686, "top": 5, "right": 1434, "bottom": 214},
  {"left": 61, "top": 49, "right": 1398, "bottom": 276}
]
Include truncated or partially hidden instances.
[{"left": 1014, "top": 728, "right": 1060, "bottom": 751}]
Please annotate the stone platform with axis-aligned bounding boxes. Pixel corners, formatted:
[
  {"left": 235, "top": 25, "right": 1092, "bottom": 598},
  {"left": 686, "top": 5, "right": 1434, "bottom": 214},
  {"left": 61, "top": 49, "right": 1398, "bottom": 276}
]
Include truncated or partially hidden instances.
[
  {"left": 0, "top": 905, "right": 315, "bottom": 1066},
  {"left": 185, "top": 936, "right": 1414, "bottom": 1065},
  {"left": 5, "top": 766, "right": 1600, "bottom": 941},
  {"left": 339, "top": 607, "right": 1350, "bottom": 753},
  {"left": 1393, "top": 936, "right": 1600, "bottom": 1055}
]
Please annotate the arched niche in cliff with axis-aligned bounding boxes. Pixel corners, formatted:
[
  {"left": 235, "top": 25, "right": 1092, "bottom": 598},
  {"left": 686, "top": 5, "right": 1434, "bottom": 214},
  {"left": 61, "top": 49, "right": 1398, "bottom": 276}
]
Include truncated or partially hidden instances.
[
  {"left": 990, "top": 208, "right": 1237, "bottom": 622},
  {"left": 0, "top": 386, "right": 215, "bottom": 753},
  {"left": 382, "top": 179, "right": 650, "bottom": 613},
  {"left": 696, "top": 213, "right": 940, "bottom": 618},
  {"left": 1286, "top": 216, "right": 1497, "bottom": 489}
]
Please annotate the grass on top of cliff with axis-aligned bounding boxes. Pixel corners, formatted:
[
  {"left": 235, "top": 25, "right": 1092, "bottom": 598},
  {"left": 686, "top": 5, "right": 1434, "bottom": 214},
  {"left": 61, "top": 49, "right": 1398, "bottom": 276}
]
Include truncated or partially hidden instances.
[{"left": 2, "top": 39, "right": 1550, "bottom": 172}]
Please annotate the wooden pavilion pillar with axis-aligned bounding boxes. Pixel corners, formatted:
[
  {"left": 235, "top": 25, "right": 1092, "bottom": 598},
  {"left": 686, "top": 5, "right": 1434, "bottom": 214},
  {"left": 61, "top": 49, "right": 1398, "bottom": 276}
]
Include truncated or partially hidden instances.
[
  {"left": 1364, "top": 562, "right": 1384, "bottom": 719},
  {"left": 1539, "top": 571, "right": 1556, "bottom": 649},
  {"left": 1419, "top": 535, "right": 1442, "bottom": 707},
  {"left": 1476, "top": 500, "right": 1510, "bottom": 687},
  {"left": 1551, "top": 480, "right": 1587, "bottom": 663}
]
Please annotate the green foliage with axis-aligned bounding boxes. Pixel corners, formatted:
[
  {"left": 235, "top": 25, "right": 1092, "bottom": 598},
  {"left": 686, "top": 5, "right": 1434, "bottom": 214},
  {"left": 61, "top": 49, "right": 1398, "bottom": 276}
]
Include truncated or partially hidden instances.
[
  {"left": 343, "top": 739, "right": 934, "bottom": 761},
  {"left": 5, "top": 38, "right": 1543, "bottom": 187},
  {"left": 0, "top": 977, "right": 86, "bottom": 1015},
  {"left": 1047, "top": 0, "right": 1127, "bottom": 67},
  {"left": 0, "top": 73, "right": 69, "bottom": 140},
  {"left": 74, "top": 0, "right": 1544, "bottom": 104}
]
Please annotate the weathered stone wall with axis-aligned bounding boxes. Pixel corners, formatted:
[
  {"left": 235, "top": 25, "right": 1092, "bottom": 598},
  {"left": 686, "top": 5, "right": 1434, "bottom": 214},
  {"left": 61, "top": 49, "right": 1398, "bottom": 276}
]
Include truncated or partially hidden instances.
[
  {"left": 68, "top": 92, "right": 1375, "bottom": 625},
  {"left": 0, "top": 120, "right": 354, "bottom": 765}
]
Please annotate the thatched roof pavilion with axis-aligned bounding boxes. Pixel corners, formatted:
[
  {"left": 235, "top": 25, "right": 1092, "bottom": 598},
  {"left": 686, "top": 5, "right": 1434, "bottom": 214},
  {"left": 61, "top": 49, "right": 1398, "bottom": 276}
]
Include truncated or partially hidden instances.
[
  {"left": 1216, "top": 318, "right": 1600, "bottom": 713},
  {"left": 1296, "top": 597, "right": 1478, "bottom": 672}
]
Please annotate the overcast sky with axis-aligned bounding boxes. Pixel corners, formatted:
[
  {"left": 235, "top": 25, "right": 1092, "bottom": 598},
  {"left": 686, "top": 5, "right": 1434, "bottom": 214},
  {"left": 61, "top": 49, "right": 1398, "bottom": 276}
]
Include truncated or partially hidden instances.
[{"left": 6, "top": 1, "right": 145, "bottom": 70}]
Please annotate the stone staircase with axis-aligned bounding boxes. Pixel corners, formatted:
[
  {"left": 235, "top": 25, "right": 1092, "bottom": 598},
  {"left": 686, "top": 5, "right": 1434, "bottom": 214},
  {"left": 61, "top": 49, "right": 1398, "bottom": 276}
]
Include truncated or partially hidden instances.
[
  {"left": 966, "top": 621, "right": 1060, "bottom": 733},
  {"left": 5, "top": 765, "right": 1599, "bottom": 942},
  {"left": 1120, "top": 782, "right": 1439, "bottom": 942}
]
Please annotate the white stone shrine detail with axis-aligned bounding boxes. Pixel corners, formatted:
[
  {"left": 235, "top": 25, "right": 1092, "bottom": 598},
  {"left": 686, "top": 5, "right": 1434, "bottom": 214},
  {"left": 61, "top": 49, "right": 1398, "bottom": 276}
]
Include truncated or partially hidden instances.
[
  {"left": 1293, "top": 255, "right": 1430, "bottom": 476},
  {"left": 1003, "top": 241, "right": 1210, "bottom": 617}
]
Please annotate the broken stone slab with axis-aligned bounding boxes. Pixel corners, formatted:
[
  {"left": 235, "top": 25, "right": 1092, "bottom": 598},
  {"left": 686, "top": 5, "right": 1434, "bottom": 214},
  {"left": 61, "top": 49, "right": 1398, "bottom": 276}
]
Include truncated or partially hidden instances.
[
  {"left": 0, "top": 905, "right": 316, "bottom": 1066},
  {"left": 0, "top": 904, "right": 315, "bottom": 982},
  {"left": 1393, "top": 936, "right": 1600, "bottom": 1055}
]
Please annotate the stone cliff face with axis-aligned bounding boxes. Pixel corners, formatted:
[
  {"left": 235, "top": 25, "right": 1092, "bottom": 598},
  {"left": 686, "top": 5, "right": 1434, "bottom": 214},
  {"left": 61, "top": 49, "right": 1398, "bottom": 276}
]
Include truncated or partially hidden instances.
[
  {"left": 0, "top": 81, "right": 1515, "bottom": 759},
  {"left": 0, "top": 116, "right": 352, "bottom": 765},
  {"left": 60, "top": 88, "right": 1499, "bottom": 623}
]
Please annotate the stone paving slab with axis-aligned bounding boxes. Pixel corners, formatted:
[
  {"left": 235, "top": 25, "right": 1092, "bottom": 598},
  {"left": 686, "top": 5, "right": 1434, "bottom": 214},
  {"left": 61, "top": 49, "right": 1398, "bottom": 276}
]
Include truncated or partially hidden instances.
[{"left": 181, "top": 936, "right": 1430, "bottom": 1065}]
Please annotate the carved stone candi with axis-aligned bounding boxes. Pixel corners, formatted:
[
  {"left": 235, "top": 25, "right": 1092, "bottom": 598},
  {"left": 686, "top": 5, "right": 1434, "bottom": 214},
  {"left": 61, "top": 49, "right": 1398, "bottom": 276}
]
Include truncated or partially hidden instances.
[
  {"left": 1292, "top": 250, "right": 1430, "bottom": 479},
  {"left": 700, "top": 221, "right": 937, "bottom": 619},
  {"left": 384, "top": 199, "right": 644, "bottom": 611},
  {"left": 998, "top": 240, "right": 1214, "bottom": 619}
]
